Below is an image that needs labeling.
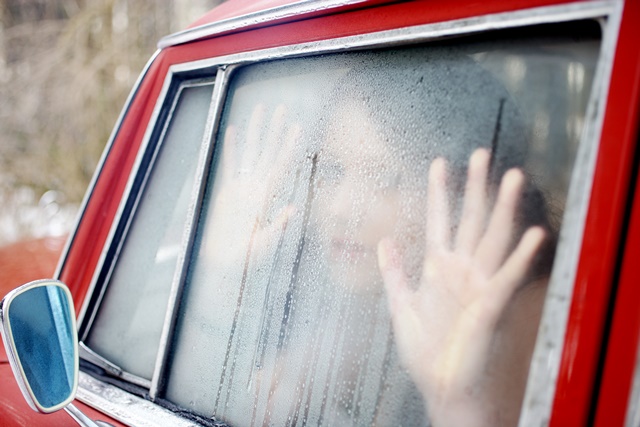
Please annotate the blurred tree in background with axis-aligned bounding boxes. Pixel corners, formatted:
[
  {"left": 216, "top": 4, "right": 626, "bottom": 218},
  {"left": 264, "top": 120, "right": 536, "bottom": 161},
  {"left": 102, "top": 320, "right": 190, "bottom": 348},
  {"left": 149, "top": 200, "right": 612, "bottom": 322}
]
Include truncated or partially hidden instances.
[{"left": 0, "top": 0, "right": 223, "bottom": 244}]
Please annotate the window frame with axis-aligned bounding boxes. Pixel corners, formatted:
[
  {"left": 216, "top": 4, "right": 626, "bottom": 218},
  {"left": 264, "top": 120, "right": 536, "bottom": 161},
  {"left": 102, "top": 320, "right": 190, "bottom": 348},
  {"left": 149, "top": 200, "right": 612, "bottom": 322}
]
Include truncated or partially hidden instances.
[
  {"left": 73, "top": 2, "right": 621, "bottom": 426},
  {"left": 77, "top": 75, "right": 223, "bottom": 389}
]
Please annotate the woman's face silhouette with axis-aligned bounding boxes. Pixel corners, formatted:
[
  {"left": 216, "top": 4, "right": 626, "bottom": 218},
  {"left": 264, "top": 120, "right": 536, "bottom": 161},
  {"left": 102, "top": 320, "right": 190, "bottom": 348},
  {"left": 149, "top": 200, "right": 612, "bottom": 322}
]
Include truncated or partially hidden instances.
[{"left": 314, "top": 102, "right": 404, "bottom": 294}]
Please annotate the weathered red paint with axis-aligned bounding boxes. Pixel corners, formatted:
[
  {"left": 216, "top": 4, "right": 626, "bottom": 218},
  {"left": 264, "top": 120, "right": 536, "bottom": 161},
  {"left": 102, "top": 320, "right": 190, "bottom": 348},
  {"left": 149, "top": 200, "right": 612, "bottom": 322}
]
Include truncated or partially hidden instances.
[
  {"left": 0, "top": 236, "right": 66, "bottom": 300},
  {"left": 2, "top": 0, "right": 636, "bottom": 425},
  {"left": 0, "top": 365, "right": 120, "bottom": 427},
  {"left": 592, "top": 141, "right": 640, "bottom": 427},
  {"left": 0, "top": 236, "right": 67, "bottom": 365},
  {"left": 0, "top": 236, "right": 120, "bottom": 426},
  {"left": 550, "top": 0, "right": 640, "bottom": 425},
  {"left": 59, "top": 57, "right": 170, "bottom": 313},
  {"left": 591, "top": 18, "right": 640, "bottom": 420},
  {"left": 60, "top": 0, "right": 587, "bottom": 322}
]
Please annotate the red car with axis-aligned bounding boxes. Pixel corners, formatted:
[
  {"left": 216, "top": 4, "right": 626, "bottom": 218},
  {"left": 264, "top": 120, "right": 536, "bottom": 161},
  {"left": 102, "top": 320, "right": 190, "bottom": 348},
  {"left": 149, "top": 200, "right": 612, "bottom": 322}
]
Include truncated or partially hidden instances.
[{"left": 1, "top": 0, "right": 639, "bottom": 426}]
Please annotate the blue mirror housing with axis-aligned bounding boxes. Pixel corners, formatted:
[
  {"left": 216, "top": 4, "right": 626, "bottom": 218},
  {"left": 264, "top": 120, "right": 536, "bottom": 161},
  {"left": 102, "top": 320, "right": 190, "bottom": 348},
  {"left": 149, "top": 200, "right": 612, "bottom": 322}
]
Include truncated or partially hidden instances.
[{"left": 0, "top": 279, "right": 78, "bottom": 413}]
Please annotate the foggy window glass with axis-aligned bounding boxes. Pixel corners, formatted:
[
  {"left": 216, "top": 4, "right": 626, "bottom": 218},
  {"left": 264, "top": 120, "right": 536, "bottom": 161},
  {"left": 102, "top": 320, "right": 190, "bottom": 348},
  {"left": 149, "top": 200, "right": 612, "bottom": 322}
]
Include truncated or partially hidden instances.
[
  {"left": 86, "top": 82, "right": 214, "bottom": 380},
  {"left": 166, "top": 25, "right": 600, "bottom": 426}
]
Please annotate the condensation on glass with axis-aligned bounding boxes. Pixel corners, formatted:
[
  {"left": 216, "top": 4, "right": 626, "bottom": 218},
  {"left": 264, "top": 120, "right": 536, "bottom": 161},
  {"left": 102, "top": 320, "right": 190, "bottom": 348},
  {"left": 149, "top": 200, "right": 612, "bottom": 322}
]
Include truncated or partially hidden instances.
[
  {"left": 159, "top": 31, "right": 600, "bottom": 426},
  {"left": 80, "top": 25, "right": 603, "bottom": 427},
  {"left": 165, "top": 29, "right": 601, "bottom": 426},
  {"left": 86, "top": 82, "right": 214, "bottom": 380}
]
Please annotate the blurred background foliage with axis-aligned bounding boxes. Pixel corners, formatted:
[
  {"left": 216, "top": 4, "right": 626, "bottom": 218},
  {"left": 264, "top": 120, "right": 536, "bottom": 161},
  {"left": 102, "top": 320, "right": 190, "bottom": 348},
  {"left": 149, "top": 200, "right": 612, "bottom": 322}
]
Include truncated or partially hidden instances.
[{"left": 0, "top": 0, "right": 223, "bottom": 245}]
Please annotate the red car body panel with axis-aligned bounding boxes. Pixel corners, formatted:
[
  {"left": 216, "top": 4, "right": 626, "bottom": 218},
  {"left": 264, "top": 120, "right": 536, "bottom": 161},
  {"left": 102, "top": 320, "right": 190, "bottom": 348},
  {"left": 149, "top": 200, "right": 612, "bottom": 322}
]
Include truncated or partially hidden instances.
[
  {"left": 594, "top": 149, "right": 640, "bottom": 427},
  {"left": 549, "top": 0, "right": 640, "bottom": 425},
  {"left": 0, "top": 236, "right": 66, "bottom": 300},
  {"left": 0, "top": 364, "right": 120, "bottom": 427},
  {"left": 0, "top": 237, "right": 67, "bottom": 365},
  {"left": 2, "top": 0, "right": 638, "bottom": 425}
]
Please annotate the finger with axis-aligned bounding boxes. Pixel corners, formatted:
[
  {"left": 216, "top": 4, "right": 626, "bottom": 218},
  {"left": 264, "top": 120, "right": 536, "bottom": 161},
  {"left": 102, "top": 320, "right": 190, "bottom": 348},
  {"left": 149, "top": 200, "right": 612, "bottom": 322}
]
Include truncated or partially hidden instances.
[
  {"left": 260, "top": 108, "right": 299, "bottom": 212},
  {"left": 455, "top": 148, "right": 490, "bottom": 254},
  {"left": 221, "top": 125, "right": 238, "bottom": 184},
  {"left": 267, "top": 123, "right": 302, "bottom": 203},
  {"left": 267, "top": 104, "right": 287, "bottom": 144},
  {"left": 272, "top": 121, "right": 301, "bottom": 183},
  {"left": 474, "top": 168, "right": 524, "bottom": 276},
  {"left": 491, "top": 226, "right": 546, "bottom": 309},
  {"left": 378, "top": 238, "right": 412, "bottom": 316},
  {"left": 243, "top": 103, "right": 266, "bottom": 170},
  {"left": 260, "top": 104, "right": 287, "bottom": 173},
  {"left": 426, "top": 158, "right": 451, "bottom": 253}
]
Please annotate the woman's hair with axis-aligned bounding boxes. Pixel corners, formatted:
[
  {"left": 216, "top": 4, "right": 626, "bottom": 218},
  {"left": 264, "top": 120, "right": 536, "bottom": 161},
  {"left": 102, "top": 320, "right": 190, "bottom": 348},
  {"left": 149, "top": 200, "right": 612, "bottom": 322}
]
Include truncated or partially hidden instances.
[{"left": 323, "top": 45, "right": 556, "bottom": 281}]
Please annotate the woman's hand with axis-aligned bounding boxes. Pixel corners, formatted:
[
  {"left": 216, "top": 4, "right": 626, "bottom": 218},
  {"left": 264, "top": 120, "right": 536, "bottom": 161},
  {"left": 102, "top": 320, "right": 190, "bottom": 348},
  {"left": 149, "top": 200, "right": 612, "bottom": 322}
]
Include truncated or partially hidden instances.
[
  {"left": 377, "top": 148, "right": 546, "bottom": 427},
  {"left": 204, "top": 103, "right": 301, "bottom": 261}
]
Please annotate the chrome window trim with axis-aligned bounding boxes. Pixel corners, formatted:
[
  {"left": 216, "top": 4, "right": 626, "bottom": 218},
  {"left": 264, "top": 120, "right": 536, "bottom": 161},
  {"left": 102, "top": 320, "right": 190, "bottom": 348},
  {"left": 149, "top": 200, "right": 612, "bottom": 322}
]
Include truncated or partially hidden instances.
[
  {"left": 149, "top": 66, "right": 235, "bottom": 399},
  {"left": 54, "top": 49, "right": 161, "bottom": 281},
  {"left": 78, "top": 77, "right": 217, "bottom": 333},
  {"left": 79, "top": 343, "right": 152, "bottom": 389},
  {"left": 77, "top": 77, "right": 218, "bottom": 383},
  {"left": 519, "top": 3, "right": 622, "bottom": 426},
  {"left": 159, "top": 0, "right": 613, "bottom": 52},
  {"left": 625, "top": 338, "right": 640, "bottom": 427},
  {"left": 157, "top": 0, "right": 370, "bottom": 49},
  {"left": 76, "top": 71, "right": 180, "bottom": 332},
  {"left": 76, "top": 1, "right": 620, "bottom": 425},
  {"left": 174, "top": 1, "right": 614, "bottom": 72},
  {"left": 76, "top": 372, "right": 200, "bottom": 427}
]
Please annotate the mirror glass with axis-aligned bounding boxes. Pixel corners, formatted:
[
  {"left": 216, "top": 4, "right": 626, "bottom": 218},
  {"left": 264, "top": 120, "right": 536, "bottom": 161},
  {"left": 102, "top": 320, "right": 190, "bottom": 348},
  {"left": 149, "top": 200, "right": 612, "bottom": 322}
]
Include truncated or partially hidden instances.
[{"left": 6, "top": 282, "right": 77, "bottom": 410}]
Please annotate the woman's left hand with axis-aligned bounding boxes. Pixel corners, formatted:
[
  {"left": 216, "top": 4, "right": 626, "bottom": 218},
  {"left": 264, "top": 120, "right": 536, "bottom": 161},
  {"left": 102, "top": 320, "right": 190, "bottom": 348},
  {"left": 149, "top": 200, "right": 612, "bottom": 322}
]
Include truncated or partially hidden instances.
[{"left": 377, "top": 148, "right": 546, "bottom": 427}]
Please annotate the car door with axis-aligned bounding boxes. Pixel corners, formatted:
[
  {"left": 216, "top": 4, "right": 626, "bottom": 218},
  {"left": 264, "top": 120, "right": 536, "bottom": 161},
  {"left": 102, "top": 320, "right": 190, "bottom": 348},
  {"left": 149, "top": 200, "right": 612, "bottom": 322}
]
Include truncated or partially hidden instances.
[{"left": 41, "top": 1, "right": 640, "bottom": 426}]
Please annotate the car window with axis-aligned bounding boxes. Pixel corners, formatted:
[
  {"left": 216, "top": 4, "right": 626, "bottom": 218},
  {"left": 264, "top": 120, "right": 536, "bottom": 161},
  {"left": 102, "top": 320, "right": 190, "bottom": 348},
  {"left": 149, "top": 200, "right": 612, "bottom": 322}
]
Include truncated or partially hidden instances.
[
  {"left": 85, "top": 82, "right": 215, "bottom": 380},
  {"left": 160, "top": 29, "right": 600, "bottom": 425}
]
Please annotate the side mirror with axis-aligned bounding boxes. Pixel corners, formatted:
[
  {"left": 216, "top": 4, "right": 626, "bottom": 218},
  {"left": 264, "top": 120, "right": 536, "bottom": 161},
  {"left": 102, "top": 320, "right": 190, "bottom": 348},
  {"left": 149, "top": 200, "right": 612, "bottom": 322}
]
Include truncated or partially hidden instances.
[
  {"left": 0, "top": 279, "right": 77, "bottom": 412},
  {"left": 0, "top": 279, "right": 107, "bottom": 427}
]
